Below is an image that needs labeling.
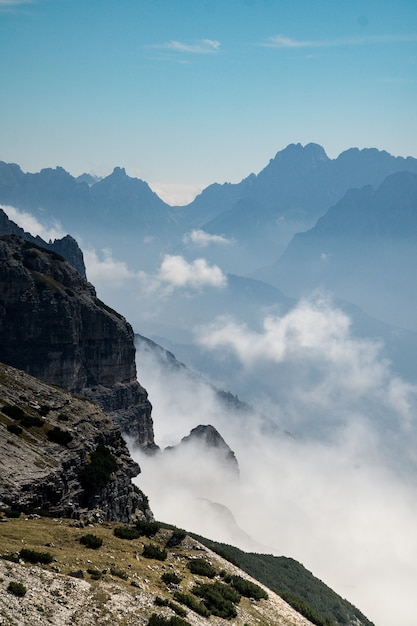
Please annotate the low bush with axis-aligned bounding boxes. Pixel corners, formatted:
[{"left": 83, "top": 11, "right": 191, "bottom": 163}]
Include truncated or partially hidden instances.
[
  {"left": 230, "top": 575, "right": 268, "bottom": 600},
  {"left": 192, "top": 581, "right": 240, "bottom": 619},
  {"left": 7, "top": 423, "right": 22, "bottom": 436},
  {"left": 19, "top": 548, "right": 53, "bottom": 565},
  {"left": 87, "top": 567, "right": 102, "bottom": 580},
  {"left": 166, "top": 528, "right": 186, "bottom": 548},
  {"left": 161, "top": 571, "right": 182, "bottom": 585},
  {"left": 47, "top": 426, "right": 73, "bottom": 446},
  {"left": 79, "top": 445, "right": 117, "bottom": 497},
  {"left": 173, "top": 591, "right": 210, "bottom": 617},
  {"left": 3, "top": 508, "right": 21, "bottom": 518},
  {"left": 79, "top": 534, "right": 103, "bottom": 550},
  {"left": 147, "top": 614, "right": 191, "bottom": 626},
  {"left": 186, "top": 558, "right": 216, "bottom": 578},
  {"left": 113, "top": 526, "right": 142, "bottom": 540},
  {"left": 110, "top": 566, "right": 128, "bottom": 580},
  {"left": 7, "top": 581, "right": 27, "bottom": 597},
  {"left": 135, "top": 520, "right": 160, "bottom": 537},
  {"left": 2, "top": 404, "right": 26, "bottom": 420},
  {"left": 142, "top": 544, "right": 167, "bottom": 561},
  {"left": 20, "top": 414, "right": 44, "bottom": 428}
]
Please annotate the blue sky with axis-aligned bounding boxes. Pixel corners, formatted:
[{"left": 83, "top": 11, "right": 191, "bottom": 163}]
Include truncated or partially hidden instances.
[{"left": 1, "top": 0, "right": 417, "bottom": 203}]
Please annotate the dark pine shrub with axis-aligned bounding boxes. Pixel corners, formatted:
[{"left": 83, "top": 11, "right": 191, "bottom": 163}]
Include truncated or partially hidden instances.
[
  {"left": 79, "top": 445, "right": 118, "bottom": 497},
  {"left": 110, "top": 566, "right": 128, "bottom": 580},
  {"left": 7, "top": 423, "right": 22, "bottom": 436},
  {"left": 7, "top": 581, "right": 27, "bottom": 597},
  {"left": 114, "top": 525, "right": 142, "bottom": 540},
  {"left": 230, "top": 575, "right": 268, "bottom": 600},
  {"left": 192, "top": 581, "right": 240, "bottom": 619},
  {"left": 147, "top": 615, "right": 191, "bottom": 626},
  {"left": 19, "top": 548, "right": 53, "bottom": 565},
  {"left": 142, "top": 544, "right": 167, "bottom": 561},
  {"left": 135, "top": 519, "right": 160, "bottom": 537},
  {"left": 166, "top": 528, "right": 186, "bottom": 548},
  {"left": 47, "top": 426, "right": 73, "bottom": 446},
  {"left": 186, "top": 558, "right": 216, "bottom": 578},
  {"left": 161, "top": 571, "right": 182, "bottom": 585},
  {"left": 79, "top": 534, "right": 103, "bottom": 550},
  {"left": 173, "top": 591, "right": 210, "bottom": 618},
  {"left": 2, "top": 404, "right": 26, "bottom": 420},
  {"left": 87, "top": 567, "right": 102, "bottom": 580}
]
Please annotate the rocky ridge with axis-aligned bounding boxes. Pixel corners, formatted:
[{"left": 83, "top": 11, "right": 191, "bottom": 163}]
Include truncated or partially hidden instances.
[
  {"left": 0, "top": 234, "right": 155, "bottom": 449},
  {"left": 0, "top": 362, "right": 150, "bottom": 521}
]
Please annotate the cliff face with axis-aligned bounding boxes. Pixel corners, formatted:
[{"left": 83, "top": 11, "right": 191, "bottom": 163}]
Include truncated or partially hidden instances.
[
  {"left": 0, "top": 234, "right": 155, "bottom": 449},
  {"left": 0, "top": 362, "right": 151, "bottom": 521}
]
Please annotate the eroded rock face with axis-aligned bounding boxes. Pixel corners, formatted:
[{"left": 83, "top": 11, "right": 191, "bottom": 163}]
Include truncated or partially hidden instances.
[
  {"left": 0, "top": 363, "right": 151, "bottom": 521},
  {"left": 0, "top": 234, "right": 155, "bottom": 449}
]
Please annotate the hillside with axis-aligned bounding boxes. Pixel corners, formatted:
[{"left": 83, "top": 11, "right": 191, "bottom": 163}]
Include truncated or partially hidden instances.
[{"left": 0, "top": 515, "right": 314, "bottom": 626}]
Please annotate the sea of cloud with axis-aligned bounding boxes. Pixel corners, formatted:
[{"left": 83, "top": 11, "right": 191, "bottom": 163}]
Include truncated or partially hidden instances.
[
  {"left": 4, "top": 205, "right": 416, "bottom": 626},
  {"left": 132, "top": 297, "right": 417, "bottom": 626}
]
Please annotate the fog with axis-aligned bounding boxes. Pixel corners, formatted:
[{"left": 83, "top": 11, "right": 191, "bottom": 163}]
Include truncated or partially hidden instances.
[
  {"left": 131, "top": 298, "right": 417, "bottom": 626},
  {"left": 4, "top": 205, "right": 417, "bottom": 626}
]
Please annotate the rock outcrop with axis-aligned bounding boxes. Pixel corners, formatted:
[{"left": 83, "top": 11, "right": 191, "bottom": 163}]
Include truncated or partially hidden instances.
[
  {"left": 178, "top": 424, "right": 239, "bottom": 475},
  {"left": 0, "top": 207, "right": 86, "bottom": 276},
  {"left": 0, "top": 362, "right": 151, "bottom": 521},
  {"left": 0, "top": 234, "right": 155, "bottom": 449}
]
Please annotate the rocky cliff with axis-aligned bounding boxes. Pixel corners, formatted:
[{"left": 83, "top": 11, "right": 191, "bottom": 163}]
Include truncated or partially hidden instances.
[
  {"left": 0, "top": 234, "right": 155, "bottom": 449},
  {"left": 0, "top": 362, "right": 151, "bottom": 521}
]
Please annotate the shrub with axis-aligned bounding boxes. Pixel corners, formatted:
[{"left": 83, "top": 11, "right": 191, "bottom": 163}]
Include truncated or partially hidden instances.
[
  {"left": 147, "top": 615, "right": 191, "bottom": 626},
  {"left": 110, "top": 566, "right": 128, "bottom": 580},
  {"left": 58, "top": 413, "right": 69, "bottom": 422},
  {"left": 79, "top": 534, "right": 103, "bottom": 550},
  {"left": 230, "top": 575, "right": 268, "bottom": 600},
  {"left": 186, "top": 558, "right": 216, "bottom": 578},
  {"left": 114, "top": 526, "right": 142, "bottom": 540},
  {"left": 173, "top": 591, "right": 210, "bottom": 618},
  {"left": 79, "top": 445, "right": 117, "bottom": 496},
  {"left": 166, "top": 528, "right": 186, "bottom": 548},
  {"left": 2, "top": 404, "right": 26, "bottom": 420},
  {"left": 3, "top": 508, "right": 21, "bottom": 518},
  {"left": 161, "top": 571, "right": 182, "bottom": 585},
  {"left": 7, "top": 581, "right": 27, "bottom": 597},
  {"left": 19, "top": 548, "right": 53, "bottom": 565},
  {"left": 135, "top": 519, "right": 160, "bottom": 537},
  {"left": 47, "top": 426, "right": 73, "bottom": 446},
  {"left": 192, "top": 581, "right": 240, "bottom": 619},
  {"left": 20, "top": 414, "right": 44, "bottom": 428},
  {"left": 142, "top": 544, "right": 167, "bottom": 561},
  {"left": 7, "top": 423, "right": 22, "bottom": 436},
  {"left": 87, "top": 567, "right": 102, "bottom": 580}
]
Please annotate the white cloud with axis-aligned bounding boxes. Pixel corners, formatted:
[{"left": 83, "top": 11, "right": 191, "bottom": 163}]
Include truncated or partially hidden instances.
[
  {"left": 153, "top": 39, "right": 221, "bottom": 55},
  {"left": 183, "top": 229, "right": 233, "bottom": 247},
  {"left": 84, "top": 248, "right": 141, "bottom": 284},
  {"left": 1, "top": 205, "right": 65, "bottom": 241},
  {"left": 262, "top": 33, "right": 417, "bottom": 49},
  {"left": 148, "top": 182, "right": 206, "bottom": 206},
  {"left": 157, "top": 254, "right": 227, "bottom": 289}
]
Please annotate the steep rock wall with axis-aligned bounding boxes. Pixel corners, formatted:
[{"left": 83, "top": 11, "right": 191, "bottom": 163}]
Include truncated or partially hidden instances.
[{"left": 0, "top": 234, "right": 155, "bottom": 449}]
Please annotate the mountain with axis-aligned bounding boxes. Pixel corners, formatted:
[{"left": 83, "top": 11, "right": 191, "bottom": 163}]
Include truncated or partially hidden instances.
[
  {"left": 0, "top": 234, "right": 155, "bottom": 448},
  {"left": 0, "top": 206, "right": 86, "bottom": 276},
  {"left": 173, "top": 143, "right": 417, "bottom": 273},
  {"left": 0, "top": 362, "right": 150, "bottom": 522},
  {"left": 260, "top": 171, "right": 417, "bottom": 331}
]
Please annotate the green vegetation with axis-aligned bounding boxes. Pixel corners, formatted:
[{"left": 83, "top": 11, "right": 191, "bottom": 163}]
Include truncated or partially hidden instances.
[
  {"left": 154, "top": 597, "right": 187, "bottom": 617},
  {"left": 47, "top": 426, "right": 73, "bottom": 446},
  {"left": 166, "top": 528, "right": 186, "bottom": 548},
  {"left": 78, "top": 445, "right": 117, "bottom": 498},
  {"left": 142, "top": 543, "right": 167, "bottom": 561},
  {"left": 7, "top": 581, "right": 27, "bottom": 597},
  {"left": 135, "top": 519, "right": 160, "bottom": 537},
  {"left": 2, "top": 404, "right": 26, "bottom": 420},
  {"left": 113, "top": 525, "right": 142, "bottom": 540},
  {"left": 147, "top": 614, "right": 191, "bottom": 626},
  {"left": 110, "top": 565, "right": 128, "bottom": 580},
  {"left": 190, "top": 534, "right": 375, "bottom": 626},
  {"left": 186, "top": 558, "right": 216, "bottom": 578},
  {"left": 229, "top": 574, "right": 268, "bottom": 600},
  {"left": 192, "top": 581, "right": 240, "bottom": 619},
  {"left": 79, "top": 534, "right": 103, "bottom": 550},
  {"left": 87, "top": 567, "right": 102, "bottom": 580},
  {"left": 173, "top": 591, "right": 211, "bottom": 617},
  {"left": 7, "top": 423, "right": 22, "bottom": 436},
  {"left": 161, "top": 571, "right": 182, "bottom": 585},
  {"left": 19, "top": 548, "right": 53, "bottom": 565}
]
